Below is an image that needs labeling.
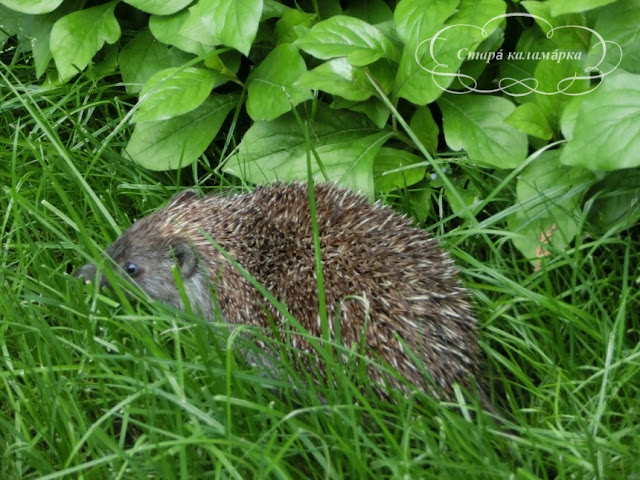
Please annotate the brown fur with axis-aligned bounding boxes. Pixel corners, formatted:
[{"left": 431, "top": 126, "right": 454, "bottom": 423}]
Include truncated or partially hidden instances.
[{"left": 78, "top": 183, "right": 481, "bottom": 399}]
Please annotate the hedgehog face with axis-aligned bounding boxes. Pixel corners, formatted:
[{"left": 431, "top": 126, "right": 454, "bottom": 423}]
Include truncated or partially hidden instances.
[{"left": 76, "top": 224, "right": 215, "bottom": 319}]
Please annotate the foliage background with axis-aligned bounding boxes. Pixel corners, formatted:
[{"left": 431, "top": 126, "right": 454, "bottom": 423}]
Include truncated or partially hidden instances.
[{"left": 1, "top": 0, "right": 639, "bottom": 478}]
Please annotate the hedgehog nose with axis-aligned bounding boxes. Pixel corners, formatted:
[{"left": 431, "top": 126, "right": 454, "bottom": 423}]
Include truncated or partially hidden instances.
[
  {"left": 76, "top": 263, "right": 108, "bottom": 288},
  {"left": 76, "top": 262, "right": 96, "bottom": 282}
]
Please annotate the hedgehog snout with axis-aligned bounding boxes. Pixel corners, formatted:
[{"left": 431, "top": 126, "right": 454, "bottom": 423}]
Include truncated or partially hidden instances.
[{"left": 75, "top": 262, "right": 110, "bottom": 289}]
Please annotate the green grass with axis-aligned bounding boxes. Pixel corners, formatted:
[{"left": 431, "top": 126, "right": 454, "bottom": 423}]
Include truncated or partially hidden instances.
[{"left": 1, "top": 61, "right": 639, "bottom": 479}]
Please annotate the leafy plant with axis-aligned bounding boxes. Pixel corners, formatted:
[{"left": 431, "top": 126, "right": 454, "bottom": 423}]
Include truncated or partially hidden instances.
[{"left": 2, "top": 0, "right": 639, "bottom": 264}]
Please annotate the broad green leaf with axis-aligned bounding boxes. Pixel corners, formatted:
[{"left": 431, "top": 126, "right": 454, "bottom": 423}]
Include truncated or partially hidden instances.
[
  {"left": 445, "top": 176, "right": 483, "bottom": 216},
  {"left": 594, "top": 0, "right": 640, "bottom": 75},
  {"left": 406, "top": 187, "right": 432, "bottom": 223},
  {"left": 123, "top": 0, "right": 193, "bottom": 15},
  {"left": 178, "top": 0, "right": 262, "bottom": 56},
  {"left": 520, "top": 2, "right": 590, "bottom": 51},
  {"left": 204, "top": 50, "right": 241, "bottom": 79},
  {"left": 505, "top": 103, "right": 553, "bottom": 140},
  {"left": 330, "top": 97, "right": 390, "bottom": 129},
  {"left": 374, "top": 147, "right": 426, "bottom": 192},
  {"left": 0, "top": 4, "right": 21, "bottom": 31},
  {"left": 134, "top": 67, "right": 219, "bottom": 123},
  {"left": 296, "top": 58, "right": 375, "bottom": 102},
  {"left": 457, "top": 26, "right": 504, "bottom": 81},
  {"left": 508, "top": 150, "right": 592, "bottom": 265},
  {"left": 0, "top": 0, "right": 62, "bottom": 14},
  {"left": 409, "top": 107, "right": 439, "bottom": 154},
  {"left": 224, "top": 106, "right": 391, "bottom": 196},
  {"left": 439, "top": 94, "right": 528, "bottom": 169},
  {"left": 394, "top": 0, "right": 505, "bottom": 105},
  {"left": 561, "top": 71, "right": 640, "bottom": 171},
  {"left": 559, "top": 96, "right": 584, "bottom": 141},
  {"left": 149, "top": 9, "right": 215, "bottom": 56},
  {"left": 318, "top": 0, "right": 342, "bottom": 18},
  {"left": 374, "top": 19, "right": 402, "bottom": 44},
  {"left": 0, "top": 5, "right": 20, "bottom": 46},
  {"left": 0, "top": 1, "right": 82, "bottom": 77},
  {"left": 297, "top": 57, "right": 395, "bottom": 102},
  {"left": 90, "top": 43, "right": 118, "bottom": 79},
  {"left": 344, "top": 0, "right": 393, "bottom": 24},
  {"left": 367, "top": 59, "right": 395, "bottom": 94},
  {"left": 262, "top": 0, "right": 290, "bottom": 21},
  {"left": 275, "top": 9, "right": 315, "bottom": 44},
  {"left": 126, "top": 94, "right": 238, "bottom": 171},
  {"left": 50, "top": 1, "right": 120, "bottom": 81},
  {"left": 25, "top": 14, "right": 55, "bottom": 78},
  {"left": 588, "top": 169, "right": 640, "bottom": 232},
  {"left": 498, "top": 29, "right": 553, "bottom": 100},
  {"left": 120, "top": 29, "right": 194, "bottom": 94},
  {"left": 246, "top": 44, "right": 312, "bottom": 121},
  {"left": 294, "top": 15, "right": 401, "bottom": 66},
  {"left": 394, "top": 0, "right": 458, "bottom": 46},
  {"left": 203, "top": 51, "right": 242, "bottom": 83},
  {"left": 547, "top": 0, "right": 616, "bottom": 16}
]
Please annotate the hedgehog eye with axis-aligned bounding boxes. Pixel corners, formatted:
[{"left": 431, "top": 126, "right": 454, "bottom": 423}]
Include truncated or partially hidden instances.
[{"left": 124, "top": 262, "right": 139, "bottom": 277}]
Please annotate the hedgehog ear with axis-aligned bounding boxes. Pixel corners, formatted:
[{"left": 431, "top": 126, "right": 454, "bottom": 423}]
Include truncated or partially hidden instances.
[
  {"left": 167, "top": 189, "right": 199, "bottom": 209},
  {"left": 171, "top": 242, "right": 198, "bottom": 279}
]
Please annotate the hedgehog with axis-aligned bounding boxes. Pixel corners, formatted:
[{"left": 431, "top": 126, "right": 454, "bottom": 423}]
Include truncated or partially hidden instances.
[{"left": 77, "top": 182, "right": 483, "bottom": 401}]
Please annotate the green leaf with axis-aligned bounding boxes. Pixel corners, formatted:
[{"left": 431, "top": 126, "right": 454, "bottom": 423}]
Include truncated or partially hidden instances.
[
  {"left": 25, "top": 15, "right": 56, "bottom": 78},
  {"left": 498, "top": 28, "right": 552, "bottom": 100},
  {"left": 50, "top": 1, "right": 120, "bottom": 81},
  {"left": 0, "top": 1, "right": 82, "bottom": 78},
  {"left": 393, "top": 0, "right": 505, "bottom": 105},
  {"left": 457, "top": 26, "right": 504, "bottom": 82},
  {"left": 439, "top": 94, "right": 528, "bottom": 169},
  {"left": 508, "top": 150, "right": 592, "bottom": 265},
  {"left": 134, "top": 67, "right": 219, "bottom": 123},
  {"left": 588, "top": 169, "right": 640, "bottom": 232},
  {"left": 246, "top": 44, "right": 312, "bottom": 121},
  {"left": 317, "top": 0, "right": 342, "bottom": 18},
  {"left": 120, "top": 29, "right": 194, "bottom": 94},
  {"left": 406, "top": 187, "right": 432, "bottom": 223},
  {"left": 122, "top": 0, "right": 194, "bottom": 15},
  {"left": 0, "top": 5, "right": 21, "bottom": 47},
  {"left": 294, "top": 15, "right": 401, "bottom": 66},
  {"left": 90, "top": 43, "right": 118, "bottom": 79},
  {"left": 0, "top": 0, "right": 62, "bottom": 14},
  {"left": 520, "top": 1, "right": 590, "bottom": 51},
  {"left": 330, "top": 97, "right": 390, "bottom": 129},
  {"left": 593, "top": 0, "right": 640, "bottom": 75},
  {"left": 149, "top": 9, "right": 215, "bottom": 56},
  {"left": 126, "top": 94, "right": 238, "bottom": 171},
  {"left": 262, "top": 0, "right": 290, "bottom": 21},
  {"left": 445, "top": 176, "right": 483, "bottom": 216},
  {"left": 0, "top": 4, "right": 21, "bottom": 31},
  {"left": 223, "top": 106, "right": 391, "bottom": 196},
  {"left": 275, "top": 9, "right": 315, "bottom": 44},
  {"left": 505, "top": 103, "right": 553, "bottom": 140},
  {"left": 561, "top": 71, "right": 640, "bottom": 171},
  {"left": 409, "top": 107, "right": 439, "bottom": 154},
  {"left": 394, "top": 0, "right": 458, "bottom": 46},
  {"left": 345, "top": 0, "right": 393, "bottom": 24},
  {"left": 203, "top": 51, "right": 242, "bottom": 82},
  {"left": 547, "top": 0, "right": 616, "bottom": 16},
  {"left": 178, "top": 0, "right": 262, "bottom": 56},
  {"left": 532, "top": 57, "right": 589, "bottom": 135},
  {"left": 373, "top": 147, "right": 426, "bottom": 192},
  {"left": 296, "top": 58, "right": 375, "bottom": 102},
  {"left": 559, "top": 96, "right": 584, "bottom": 141}
]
